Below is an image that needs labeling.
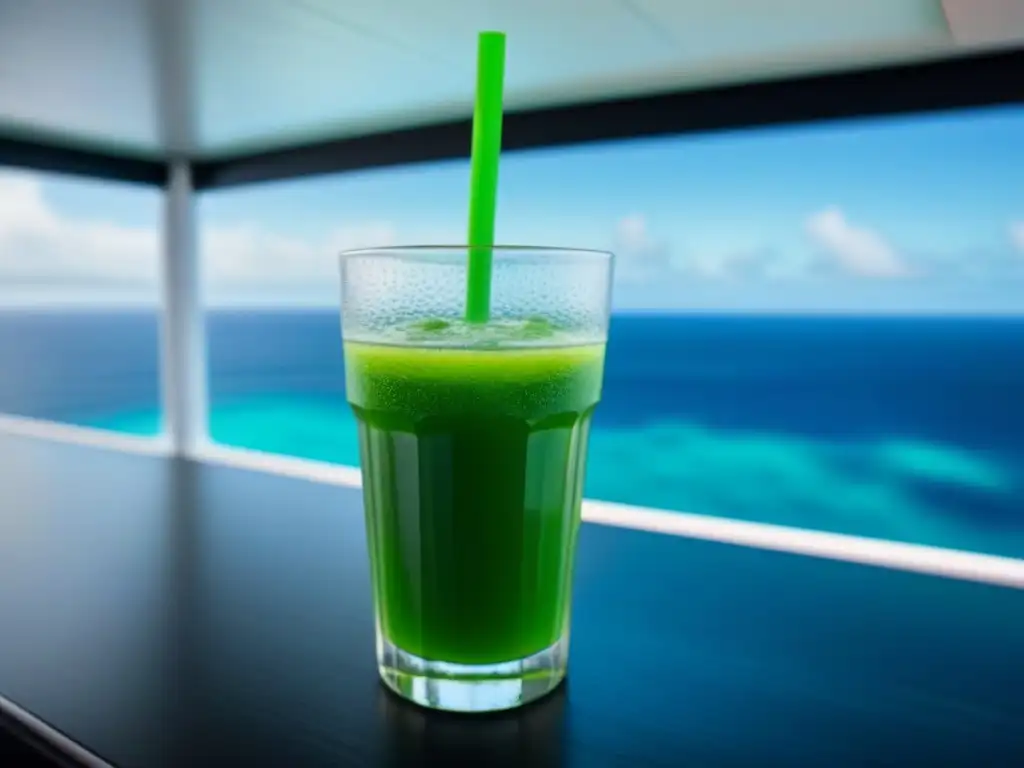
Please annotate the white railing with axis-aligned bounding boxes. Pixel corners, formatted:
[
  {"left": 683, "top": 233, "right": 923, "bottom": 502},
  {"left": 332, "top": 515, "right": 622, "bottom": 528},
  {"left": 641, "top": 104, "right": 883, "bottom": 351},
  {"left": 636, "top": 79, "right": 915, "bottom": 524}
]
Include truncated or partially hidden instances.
[
  {"left": 3, "top": 413, "right": 1021, "bottom": 590},
  {"left": 0, "top": 413, "right": 171, "bottom": 455}
]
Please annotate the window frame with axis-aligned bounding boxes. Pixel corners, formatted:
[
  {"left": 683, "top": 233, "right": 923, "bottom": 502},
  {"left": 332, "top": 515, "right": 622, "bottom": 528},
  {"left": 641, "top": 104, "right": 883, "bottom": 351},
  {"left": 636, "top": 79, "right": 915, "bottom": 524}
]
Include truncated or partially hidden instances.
[
  {"left": 1, "top": 46, "right": 1023, "bottom": 581},
  {"left": 1, "top": 45, "right": 1023, "bottom": 454}
]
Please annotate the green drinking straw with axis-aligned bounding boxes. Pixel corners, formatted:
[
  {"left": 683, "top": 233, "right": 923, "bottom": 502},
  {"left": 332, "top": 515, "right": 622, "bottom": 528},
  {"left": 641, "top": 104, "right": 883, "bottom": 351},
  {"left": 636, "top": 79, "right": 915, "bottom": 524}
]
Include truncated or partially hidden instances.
[{"left": 465, "top": 31, "right": 507, "bottom": 324}]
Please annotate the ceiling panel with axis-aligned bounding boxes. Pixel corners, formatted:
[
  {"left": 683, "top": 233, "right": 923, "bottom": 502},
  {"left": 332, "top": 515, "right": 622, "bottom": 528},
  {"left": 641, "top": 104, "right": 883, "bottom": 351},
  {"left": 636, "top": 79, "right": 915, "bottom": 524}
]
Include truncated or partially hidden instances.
[
  {"left": 943, "top": 0, "right": 1024, "bottom": 45},
  {"left": 191, "top": 0, "right": 444, "bottom": 153},
  {"left": 190, "top": 0, "right": 679, "bottom": 154},
  {"left": 0, "top": 0, "right": 1019, "bottom": 160},
  {"left": 633, "top": 0, "right": 950, "bottom": 54},
  {"left": 0, "top": 0, "right": 159, "bottom": 155}
]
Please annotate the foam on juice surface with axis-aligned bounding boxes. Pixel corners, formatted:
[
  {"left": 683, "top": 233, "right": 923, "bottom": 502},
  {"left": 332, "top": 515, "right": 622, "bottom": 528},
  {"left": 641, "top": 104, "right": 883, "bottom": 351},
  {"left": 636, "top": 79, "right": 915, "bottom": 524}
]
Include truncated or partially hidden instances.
[
  {"left": 344, "top": 316, "right": 606, "bottom": 418},
  {"left": 358, "top": 315, "right": 595, "bottom": 349}
]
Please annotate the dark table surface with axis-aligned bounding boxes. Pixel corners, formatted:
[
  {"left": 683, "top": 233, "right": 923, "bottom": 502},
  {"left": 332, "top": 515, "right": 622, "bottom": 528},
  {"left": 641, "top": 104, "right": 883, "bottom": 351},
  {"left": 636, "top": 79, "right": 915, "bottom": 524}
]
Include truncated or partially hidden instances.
[{"left": 1, "top": 431, "right": 1023, "bottom": 767}]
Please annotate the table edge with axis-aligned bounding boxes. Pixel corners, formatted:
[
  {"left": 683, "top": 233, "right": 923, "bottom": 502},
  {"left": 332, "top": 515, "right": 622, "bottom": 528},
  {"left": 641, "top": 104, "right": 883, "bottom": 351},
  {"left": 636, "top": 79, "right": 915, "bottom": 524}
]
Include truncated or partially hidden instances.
[{"left": 0, "top": 694, "right": 111, "bottom": 768}]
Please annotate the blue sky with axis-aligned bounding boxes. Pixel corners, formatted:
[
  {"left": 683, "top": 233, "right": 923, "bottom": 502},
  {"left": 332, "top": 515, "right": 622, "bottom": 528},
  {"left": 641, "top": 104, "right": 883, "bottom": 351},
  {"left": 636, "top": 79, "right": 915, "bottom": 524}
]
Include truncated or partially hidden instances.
[{"left": 1, "top": 104, "right": 1022, "bottom": 311}]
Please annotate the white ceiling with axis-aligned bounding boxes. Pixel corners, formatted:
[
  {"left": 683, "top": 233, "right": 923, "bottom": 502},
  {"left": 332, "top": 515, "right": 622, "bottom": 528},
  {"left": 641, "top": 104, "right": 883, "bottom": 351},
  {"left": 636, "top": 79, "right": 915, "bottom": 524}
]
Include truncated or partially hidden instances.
[{"left": 0, "top": 0, "right": 1021, "bottom": 160}]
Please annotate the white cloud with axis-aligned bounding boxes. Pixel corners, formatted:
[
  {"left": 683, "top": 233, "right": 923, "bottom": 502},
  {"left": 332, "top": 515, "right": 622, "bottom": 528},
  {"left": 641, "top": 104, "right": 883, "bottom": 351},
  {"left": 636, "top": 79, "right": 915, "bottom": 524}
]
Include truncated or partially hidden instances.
[
  {"left": 805, "top": 208, "right": 908, "bottom": 278},
  {"left": 676, "top": 246, "right": 790, "bottom": 281},
  {"left": 0, "top": 170, "right": 396, "bottom": 306},
  {"left": 612, "top": 214, "right": 671, "bottom": 283},
  {"left": 201, "top": 221, "right": 395, "bottom": 303},
  {"left": 0, "top": 171, "right": 159, "bottom": 296},
  {"left": 1010, "top": 221, "right": 1024, "bottom": 254},
  {"left": 680, "top": 249, "right": 734, "bottom": 280},
  {"left": 613, "top": 215, "right": 811, "bottom": 283}
]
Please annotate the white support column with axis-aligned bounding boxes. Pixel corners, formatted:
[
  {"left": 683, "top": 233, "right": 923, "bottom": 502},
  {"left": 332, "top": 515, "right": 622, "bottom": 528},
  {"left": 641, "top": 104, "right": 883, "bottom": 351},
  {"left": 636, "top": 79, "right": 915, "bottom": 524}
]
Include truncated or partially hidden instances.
[{"left": 160, "top": 160, "right": 208, "bottom": 457}]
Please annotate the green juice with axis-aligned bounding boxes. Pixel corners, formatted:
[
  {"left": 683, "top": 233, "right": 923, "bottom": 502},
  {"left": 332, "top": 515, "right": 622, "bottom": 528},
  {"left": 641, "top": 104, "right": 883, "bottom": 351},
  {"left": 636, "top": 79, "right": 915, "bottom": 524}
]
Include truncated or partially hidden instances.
[{"left": 345, "top": 337, "right": 605, "bottom": 666}]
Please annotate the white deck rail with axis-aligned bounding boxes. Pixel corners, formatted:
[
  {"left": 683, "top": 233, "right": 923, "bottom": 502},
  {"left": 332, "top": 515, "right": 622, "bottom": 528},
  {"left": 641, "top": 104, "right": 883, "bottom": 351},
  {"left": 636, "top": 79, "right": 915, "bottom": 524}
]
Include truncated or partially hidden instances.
[{"left": 3, "top": 414, "right": 1021, "bottom": 590}]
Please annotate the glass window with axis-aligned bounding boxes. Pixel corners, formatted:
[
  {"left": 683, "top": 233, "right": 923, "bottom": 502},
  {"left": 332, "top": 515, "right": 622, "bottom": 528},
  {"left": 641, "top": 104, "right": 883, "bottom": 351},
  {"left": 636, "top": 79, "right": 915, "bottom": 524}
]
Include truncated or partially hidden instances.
[
  {"left": 199, "top": 104, "right": 1024, "bottom": 559},
  {"left": 200, "top": 159, "right": 467, "bottom": 464},
  {"left": 0, "top": 169, "right": 162, "bottom": 436}
]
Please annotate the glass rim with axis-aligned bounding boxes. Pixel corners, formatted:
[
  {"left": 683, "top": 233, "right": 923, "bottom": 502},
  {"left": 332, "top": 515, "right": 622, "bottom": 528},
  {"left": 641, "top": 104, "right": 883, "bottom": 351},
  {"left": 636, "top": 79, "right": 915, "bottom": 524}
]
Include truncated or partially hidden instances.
[{"left": 339, "top": 244, "right": 613, "bottom": 261}]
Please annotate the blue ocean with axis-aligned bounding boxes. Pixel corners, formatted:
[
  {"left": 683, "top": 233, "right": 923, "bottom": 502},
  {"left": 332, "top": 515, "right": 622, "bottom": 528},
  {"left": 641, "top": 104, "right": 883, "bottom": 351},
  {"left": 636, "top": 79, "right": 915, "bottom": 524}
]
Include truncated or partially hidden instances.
[{"left": 2, "top": 309, "right": 1023, "bottom": 559}]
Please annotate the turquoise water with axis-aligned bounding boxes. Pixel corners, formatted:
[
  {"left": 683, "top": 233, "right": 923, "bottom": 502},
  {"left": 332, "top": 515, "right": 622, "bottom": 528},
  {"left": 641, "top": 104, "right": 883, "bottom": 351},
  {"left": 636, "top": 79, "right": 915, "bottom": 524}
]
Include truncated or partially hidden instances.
[
  {"left": 90, "top": 396, "right": 1024, "bottom": 558},
  {"left": 14, "top": 310, "right": 1019, "bottom": 559}
]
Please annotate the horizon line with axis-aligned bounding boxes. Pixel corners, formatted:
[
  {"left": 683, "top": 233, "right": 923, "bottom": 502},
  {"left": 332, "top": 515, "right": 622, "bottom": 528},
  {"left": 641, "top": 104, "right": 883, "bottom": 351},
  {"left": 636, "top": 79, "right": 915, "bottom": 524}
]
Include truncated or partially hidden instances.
[{"left": 3, "top": 304, "right": 1024, "bottom": 319}]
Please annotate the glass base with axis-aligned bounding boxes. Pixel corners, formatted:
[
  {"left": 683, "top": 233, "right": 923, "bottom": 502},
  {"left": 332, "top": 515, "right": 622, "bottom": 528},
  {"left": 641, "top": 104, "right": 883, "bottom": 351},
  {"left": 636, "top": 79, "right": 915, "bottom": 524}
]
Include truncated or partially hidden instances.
[{"left": 377, "top": 634, "right": 568, "bottom": 713}]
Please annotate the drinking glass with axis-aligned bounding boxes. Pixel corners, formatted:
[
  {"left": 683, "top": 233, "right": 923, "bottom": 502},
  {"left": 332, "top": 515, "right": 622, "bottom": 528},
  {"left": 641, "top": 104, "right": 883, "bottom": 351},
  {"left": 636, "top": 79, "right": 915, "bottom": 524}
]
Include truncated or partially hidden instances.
[{"left": 340, "top": 246, "right": 613, "bottom": 712}]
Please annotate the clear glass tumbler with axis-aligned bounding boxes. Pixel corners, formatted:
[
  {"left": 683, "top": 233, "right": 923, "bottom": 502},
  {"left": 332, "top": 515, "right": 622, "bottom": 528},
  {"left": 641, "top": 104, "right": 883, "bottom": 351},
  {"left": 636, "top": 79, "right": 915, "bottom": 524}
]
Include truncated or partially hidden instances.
[{"left": 340, "top": 246, "right": 613, "bottom": 712}]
